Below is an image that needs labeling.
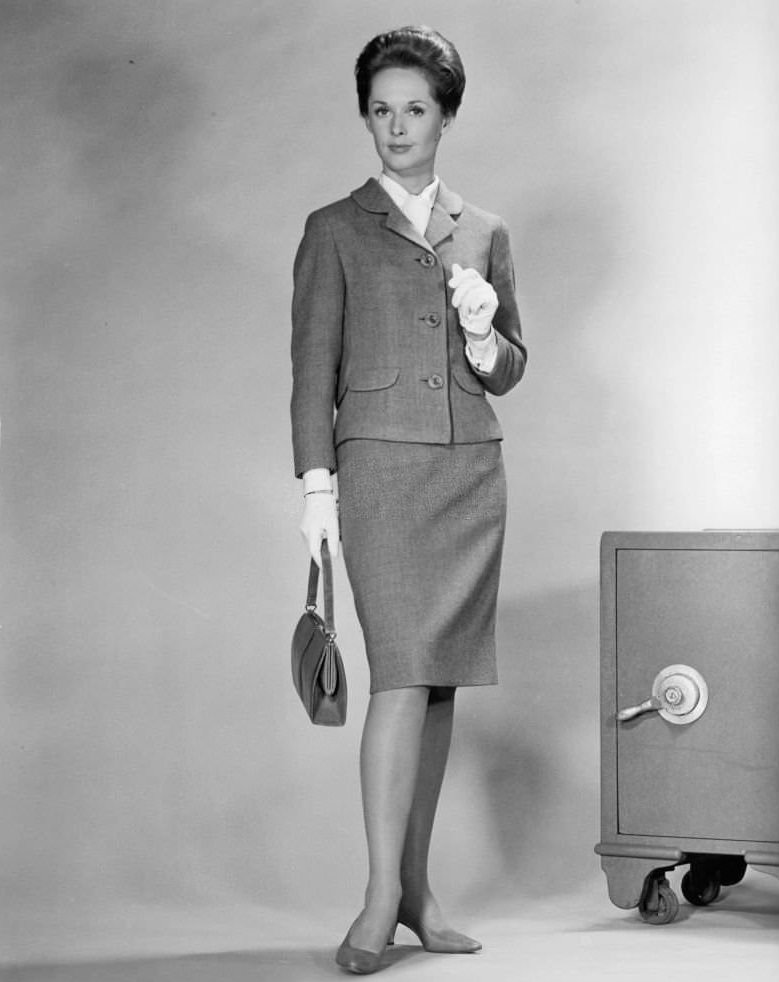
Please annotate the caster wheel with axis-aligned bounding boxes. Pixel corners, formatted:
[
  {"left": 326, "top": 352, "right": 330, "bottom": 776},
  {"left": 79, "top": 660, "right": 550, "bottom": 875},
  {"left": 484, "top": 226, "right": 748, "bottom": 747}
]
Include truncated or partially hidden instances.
[
  {"left": 718, "top": 857, "right": 747, "bottom": 887},
  {"left": 639, "top": 879, "right": 680, "bottom": 924},
  {"left": 681, "top": 870, "right": 721, "bottom": 906}
]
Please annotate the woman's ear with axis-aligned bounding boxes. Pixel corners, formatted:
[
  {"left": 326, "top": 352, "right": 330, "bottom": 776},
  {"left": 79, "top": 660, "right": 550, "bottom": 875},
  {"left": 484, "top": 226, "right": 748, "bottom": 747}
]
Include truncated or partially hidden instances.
[{"left": 438, "top": 115, "right": 453, "bottom": 141}]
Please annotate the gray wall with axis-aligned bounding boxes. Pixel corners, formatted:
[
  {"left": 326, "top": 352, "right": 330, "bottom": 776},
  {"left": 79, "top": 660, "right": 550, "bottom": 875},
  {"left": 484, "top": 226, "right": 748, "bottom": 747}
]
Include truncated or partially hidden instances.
[{"left": 1, "top": 0, "right": 777, "bottom": 940}]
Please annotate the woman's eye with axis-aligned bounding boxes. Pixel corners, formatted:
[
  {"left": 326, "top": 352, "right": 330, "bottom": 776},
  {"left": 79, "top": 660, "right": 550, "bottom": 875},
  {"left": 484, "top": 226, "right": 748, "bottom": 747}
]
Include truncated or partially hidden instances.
[
  {"left": 374, "top": 106, "right": 389, "bottom": 117},
  {"left": 409, "top": 106, "right": 425, "bottom": 116}
]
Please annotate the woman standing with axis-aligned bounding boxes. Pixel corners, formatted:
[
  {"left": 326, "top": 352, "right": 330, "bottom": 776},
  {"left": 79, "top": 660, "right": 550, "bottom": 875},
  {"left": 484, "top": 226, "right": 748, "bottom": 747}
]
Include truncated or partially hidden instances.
[{"left": 291, "top": 26, "right": 527, "bottom": 975}]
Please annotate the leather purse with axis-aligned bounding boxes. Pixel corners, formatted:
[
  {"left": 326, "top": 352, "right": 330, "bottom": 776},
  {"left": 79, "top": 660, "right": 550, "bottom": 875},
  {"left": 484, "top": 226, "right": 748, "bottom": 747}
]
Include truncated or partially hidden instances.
[{"left": 291, "top": 540, "right": 347, "bottom": 726}]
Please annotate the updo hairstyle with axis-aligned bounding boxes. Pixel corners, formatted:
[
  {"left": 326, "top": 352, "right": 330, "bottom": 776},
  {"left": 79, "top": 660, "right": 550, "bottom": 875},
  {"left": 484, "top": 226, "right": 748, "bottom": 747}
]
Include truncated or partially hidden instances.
[{"left": 355, "top": 26, "right": 466, "bottom": 118}]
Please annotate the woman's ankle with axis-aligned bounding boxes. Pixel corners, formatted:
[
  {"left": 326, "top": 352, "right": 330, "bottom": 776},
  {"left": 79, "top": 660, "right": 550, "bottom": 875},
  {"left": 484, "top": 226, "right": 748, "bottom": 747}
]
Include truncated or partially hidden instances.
[
  {"left": 398, "top": 878, "right": 433, "bottom": 909},
  {"left": 364, "top": 880, "right": 403, "bottom": 913}
]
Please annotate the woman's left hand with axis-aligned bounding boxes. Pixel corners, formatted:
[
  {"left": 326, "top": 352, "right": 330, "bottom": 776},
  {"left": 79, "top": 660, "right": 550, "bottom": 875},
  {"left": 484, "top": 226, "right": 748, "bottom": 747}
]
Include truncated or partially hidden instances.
[{"left": 448, "top": 263, "right": 498, "bottom": 338}]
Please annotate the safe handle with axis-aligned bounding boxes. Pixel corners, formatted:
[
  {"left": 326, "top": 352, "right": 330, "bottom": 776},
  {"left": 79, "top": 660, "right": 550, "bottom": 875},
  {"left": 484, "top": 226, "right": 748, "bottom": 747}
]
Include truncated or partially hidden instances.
[
  {"left": 616, "top": 697, "right": 662, "bottom": 722},
  {"left": 616, "top": 664, "right": 709, "bottom": 726}
]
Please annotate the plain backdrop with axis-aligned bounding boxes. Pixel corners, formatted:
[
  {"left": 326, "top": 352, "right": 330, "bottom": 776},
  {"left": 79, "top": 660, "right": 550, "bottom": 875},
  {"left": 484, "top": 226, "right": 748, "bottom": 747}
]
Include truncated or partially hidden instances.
[{"left": 1, "top": 0, "right": 778, "bottom": 961}]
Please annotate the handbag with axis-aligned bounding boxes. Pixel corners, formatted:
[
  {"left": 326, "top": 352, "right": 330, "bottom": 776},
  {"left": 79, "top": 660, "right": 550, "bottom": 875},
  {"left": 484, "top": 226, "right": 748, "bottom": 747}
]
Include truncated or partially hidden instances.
[{"left": 291, "top": 540, "right": 347, "bottom": 726}]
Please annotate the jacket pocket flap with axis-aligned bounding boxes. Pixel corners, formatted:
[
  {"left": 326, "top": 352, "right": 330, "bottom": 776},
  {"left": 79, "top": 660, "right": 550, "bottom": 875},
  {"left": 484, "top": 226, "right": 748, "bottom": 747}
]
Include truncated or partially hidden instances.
[
  {"left": 451, "top": 365, "right": 486, "bottom": 395},
  {"left": 347, "top": 368, "right": 401, "bottom": 392}
]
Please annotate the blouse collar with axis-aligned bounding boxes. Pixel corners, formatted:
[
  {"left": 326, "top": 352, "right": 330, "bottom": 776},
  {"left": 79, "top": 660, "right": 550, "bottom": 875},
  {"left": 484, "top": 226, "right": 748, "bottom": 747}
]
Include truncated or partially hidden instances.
[{"left": 378, "top": 172, "right": 440, "bottom": 210}]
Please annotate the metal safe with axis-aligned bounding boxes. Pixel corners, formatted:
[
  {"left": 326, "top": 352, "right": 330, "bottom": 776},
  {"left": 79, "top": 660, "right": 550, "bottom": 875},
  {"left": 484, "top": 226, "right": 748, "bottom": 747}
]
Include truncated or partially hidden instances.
[{"left": 595, "top": 531, "right": 779, "bottom": 923}]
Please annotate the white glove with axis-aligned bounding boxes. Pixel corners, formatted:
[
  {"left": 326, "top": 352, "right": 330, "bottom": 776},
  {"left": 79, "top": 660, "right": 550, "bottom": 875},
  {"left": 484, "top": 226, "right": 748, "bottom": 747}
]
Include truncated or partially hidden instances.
[
  {"left": 448, "top": 263, "right": 498, "bottom": 338},
  {"left": 300, "top": 491, "right": 340, "bottom": 566}
]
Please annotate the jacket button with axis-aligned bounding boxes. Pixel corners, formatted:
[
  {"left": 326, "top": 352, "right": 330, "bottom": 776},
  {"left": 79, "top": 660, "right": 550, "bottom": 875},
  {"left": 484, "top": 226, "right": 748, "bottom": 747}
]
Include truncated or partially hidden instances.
[
  {"left": 424, "top": 313, "right": 441, "bottom": 327},
  {"left": 427, "top": 374, "right": 445, "bottom": 389},
  {"left": 419, "top": 252, "right": 436, "bottom": 268}
]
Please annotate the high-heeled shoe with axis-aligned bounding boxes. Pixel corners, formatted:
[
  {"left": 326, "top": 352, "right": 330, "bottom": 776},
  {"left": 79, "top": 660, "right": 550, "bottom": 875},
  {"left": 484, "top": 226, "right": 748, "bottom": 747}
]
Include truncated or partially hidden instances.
[
  {"left": 392, "top": 916, "right": 482, "bottom": 954},
  {"left": 335, "top": 932, "right": 385, "bottom": 975}
]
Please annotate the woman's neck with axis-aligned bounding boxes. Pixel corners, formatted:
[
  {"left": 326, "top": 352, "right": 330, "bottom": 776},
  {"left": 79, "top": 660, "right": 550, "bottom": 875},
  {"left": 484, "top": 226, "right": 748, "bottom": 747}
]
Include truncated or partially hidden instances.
[{"left": 381, "top": 166, "right": 435, "bottom": 195}]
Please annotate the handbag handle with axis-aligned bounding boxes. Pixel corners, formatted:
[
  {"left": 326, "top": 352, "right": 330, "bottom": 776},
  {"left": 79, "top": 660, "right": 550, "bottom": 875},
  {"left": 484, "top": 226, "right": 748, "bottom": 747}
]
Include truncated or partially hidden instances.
[{"left": 305, "top": 539, "right": 336, "bottom": 639}]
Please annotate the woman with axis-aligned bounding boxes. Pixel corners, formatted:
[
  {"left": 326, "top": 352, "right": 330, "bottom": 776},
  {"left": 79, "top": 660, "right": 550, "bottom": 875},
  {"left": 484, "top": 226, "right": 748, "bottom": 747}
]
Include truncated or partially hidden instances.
[{"left": 291, "top": 26, "right": 527, "bottom": 975}]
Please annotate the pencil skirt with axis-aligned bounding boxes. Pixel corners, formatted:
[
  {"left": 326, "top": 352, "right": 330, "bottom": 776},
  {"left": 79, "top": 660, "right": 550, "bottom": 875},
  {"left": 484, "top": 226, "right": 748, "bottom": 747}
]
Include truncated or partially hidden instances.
[{"left": 336, "top": 439, "right": 507, "bottom": 693}]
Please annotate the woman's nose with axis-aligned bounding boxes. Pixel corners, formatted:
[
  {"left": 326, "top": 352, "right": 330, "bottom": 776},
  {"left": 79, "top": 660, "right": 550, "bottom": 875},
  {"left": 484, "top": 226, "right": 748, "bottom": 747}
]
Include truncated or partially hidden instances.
[{"left": 390, "top": 113, "right": 406, "bottom": 135}]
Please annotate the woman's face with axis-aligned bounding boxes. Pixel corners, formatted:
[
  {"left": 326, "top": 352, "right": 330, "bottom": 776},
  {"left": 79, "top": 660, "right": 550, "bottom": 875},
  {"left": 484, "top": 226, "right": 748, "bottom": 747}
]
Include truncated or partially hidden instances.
[{"left": 364, "top": 67, "right": 451, "bottom": 191}]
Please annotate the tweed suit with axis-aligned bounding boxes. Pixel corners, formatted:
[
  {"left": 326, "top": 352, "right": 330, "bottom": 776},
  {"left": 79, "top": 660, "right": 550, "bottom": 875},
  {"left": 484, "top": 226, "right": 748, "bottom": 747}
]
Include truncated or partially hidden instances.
[
  {"left": 291, "top": 178, "right": 527, "bottom": 691},
  {"left": 291, "top": 178, "right": 526, "bottom": 477}
]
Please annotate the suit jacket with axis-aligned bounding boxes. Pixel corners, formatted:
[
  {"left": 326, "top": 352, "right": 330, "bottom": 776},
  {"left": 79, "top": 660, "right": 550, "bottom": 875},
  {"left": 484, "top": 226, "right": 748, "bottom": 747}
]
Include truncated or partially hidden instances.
[{"left": 291, "top": 178, "right": 527, "bottom": 477}]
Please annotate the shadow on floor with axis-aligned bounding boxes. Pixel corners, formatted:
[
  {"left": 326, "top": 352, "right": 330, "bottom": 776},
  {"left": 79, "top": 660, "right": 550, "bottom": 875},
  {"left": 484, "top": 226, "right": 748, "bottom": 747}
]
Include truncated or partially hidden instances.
[
  {"left": 0, "top": 943, "right": 425, "bottom": 982},
  {"left": 577, "top": 875, "right": 779, "bottom": 934}
]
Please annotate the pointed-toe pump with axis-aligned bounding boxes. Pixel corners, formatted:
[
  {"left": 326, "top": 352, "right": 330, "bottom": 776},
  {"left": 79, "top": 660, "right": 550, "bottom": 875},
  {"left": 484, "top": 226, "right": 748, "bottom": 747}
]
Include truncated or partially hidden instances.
[
  {"left": 335, "top": 933, "right": 385, "bottom": 975},
  {"left": 394, "top": 917, "right": 482, "bottom": 954}
]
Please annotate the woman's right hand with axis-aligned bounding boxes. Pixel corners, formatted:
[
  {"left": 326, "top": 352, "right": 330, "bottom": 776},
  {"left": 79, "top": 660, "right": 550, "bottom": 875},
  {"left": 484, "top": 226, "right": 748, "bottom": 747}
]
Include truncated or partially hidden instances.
[{"left": 300, "top": 492, "right": 340, "bottom": 566}]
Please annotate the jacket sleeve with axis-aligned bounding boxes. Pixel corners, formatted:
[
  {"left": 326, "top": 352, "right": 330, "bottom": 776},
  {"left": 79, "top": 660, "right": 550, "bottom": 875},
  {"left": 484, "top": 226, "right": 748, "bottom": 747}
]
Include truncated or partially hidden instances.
[
  {"left": 473, "top": 219, "right": 527, "bottom": 396},
  {"left": 290, "top": 211, "right": 344, "bottom": 478}
]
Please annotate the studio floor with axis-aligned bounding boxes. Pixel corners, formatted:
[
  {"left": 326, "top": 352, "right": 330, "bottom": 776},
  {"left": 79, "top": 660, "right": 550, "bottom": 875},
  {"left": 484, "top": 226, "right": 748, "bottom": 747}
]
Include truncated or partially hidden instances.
[{"left": 2, "top": 870, "right": 777, "bottom": 982}]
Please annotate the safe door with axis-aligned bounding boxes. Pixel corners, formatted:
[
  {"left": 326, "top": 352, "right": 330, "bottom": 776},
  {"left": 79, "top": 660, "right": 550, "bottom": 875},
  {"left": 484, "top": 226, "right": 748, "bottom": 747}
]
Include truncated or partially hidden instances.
[{"left": 616, "top": 545, "right": 779, "bottom": 843}]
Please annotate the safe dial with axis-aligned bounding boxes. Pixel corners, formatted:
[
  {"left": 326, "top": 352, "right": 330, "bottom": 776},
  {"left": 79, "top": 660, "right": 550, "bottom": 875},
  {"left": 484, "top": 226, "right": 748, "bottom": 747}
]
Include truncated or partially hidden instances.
[{"left": 617, "top": 664, "right": 709, "bottom": 725}]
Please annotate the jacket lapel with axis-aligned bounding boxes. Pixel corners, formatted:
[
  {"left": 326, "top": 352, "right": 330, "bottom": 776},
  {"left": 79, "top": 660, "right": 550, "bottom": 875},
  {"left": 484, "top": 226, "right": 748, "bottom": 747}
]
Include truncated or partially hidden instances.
[
  {"left": 384, "top": 207, "right": 430, "bottom": 251},
  {"left": 425, "top": 185, "right": 461, "bottom": 249},
  {"left": 351, "top": 178, "right": 463, "bottom": 251}
]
